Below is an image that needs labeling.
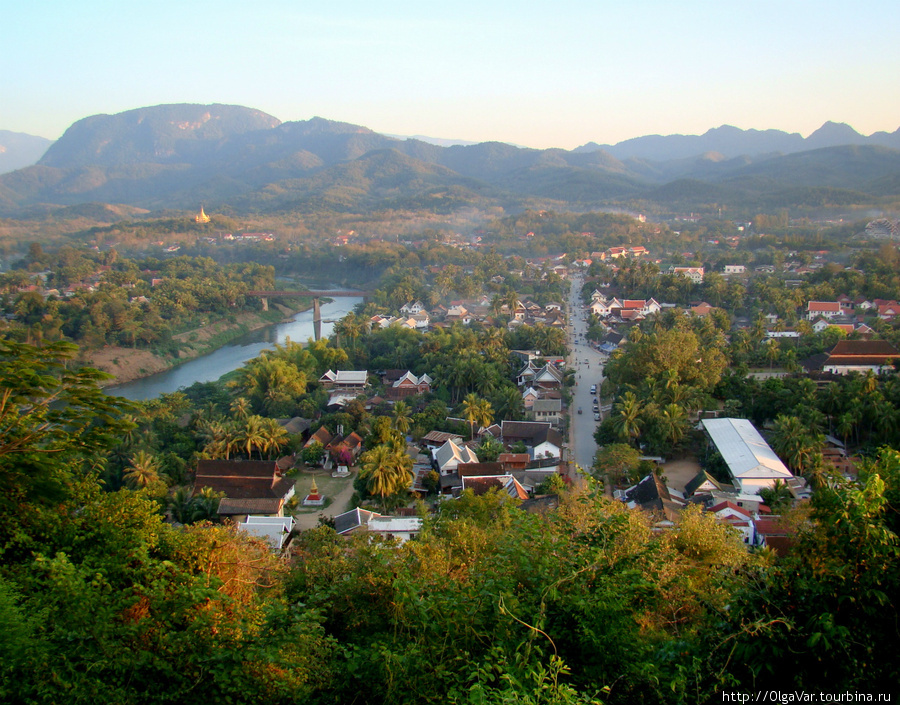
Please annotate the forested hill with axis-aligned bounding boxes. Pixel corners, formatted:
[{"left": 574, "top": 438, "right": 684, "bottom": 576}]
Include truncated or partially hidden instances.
[{"left": 1, "top": 104, "right": 899, "bottom": 216}]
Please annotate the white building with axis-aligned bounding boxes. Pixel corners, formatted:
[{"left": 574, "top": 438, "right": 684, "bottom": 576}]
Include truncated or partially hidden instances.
[{"left": 700, "top": 418, "right": 794, "bottom": 495}]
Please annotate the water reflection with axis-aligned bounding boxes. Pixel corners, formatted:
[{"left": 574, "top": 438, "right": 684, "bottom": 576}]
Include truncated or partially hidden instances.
[{"left": 107, "top": 298, "right": 362, "bottom": 401}]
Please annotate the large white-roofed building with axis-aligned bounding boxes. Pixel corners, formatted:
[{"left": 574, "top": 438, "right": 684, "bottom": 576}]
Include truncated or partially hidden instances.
[{"left": 700, "top": 418, "right": 794, "bottom": 495}]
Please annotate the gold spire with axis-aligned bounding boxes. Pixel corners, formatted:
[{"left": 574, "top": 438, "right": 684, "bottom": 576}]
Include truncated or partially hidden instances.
[{"left": 195, "top": 206, "right": 210, "bottom": 224}]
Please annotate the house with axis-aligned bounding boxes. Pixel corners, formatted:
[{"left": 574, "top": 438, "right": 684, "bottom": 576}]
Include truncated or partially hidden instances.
[
  {"left": 811, "top": 318, "right": 854, "bottom": 334},
  {"left": 366, "top": 515, "right": 423, "bottom": 543},
  {"left": 305, "top": 426, "right": 333, "bottom": 450},
  {"left": 669, "top": 266, "right": 704, "bottom": 283},
  {"left": 461, "top": 474, "right": 529, "bottom": 500},
  {"left": 753, "top": 516, "right": 796, "bottom": 556},
  {"left": 622, "top": 472, "right": 684, "bottom": 523},
  {"left": 400, "top": 300, "right": 426, "bottom": 315},
  {"left": 707, "top": 501, "right": 755, "bottom": 545},
  {"left": 623, "top": 299, "right": 661, "bottom": 316},
  {"left": 193, "top": 459, "right": 295, "bottom": 520},
  {"left": 683, "top": 470, "right": 730, "bottom": 498},
  {"left": 385, "top": 371, "right": 433, "bottom": 399},
  {"left": 497, "top": 453, "right": 530, "bottom": 471},
  {"left": 327, "top": 431, "right": 364, "bottom": 464},
  {"left": 433, "top": 439, "right": 480, "bottom": 475},
  {"left": 334, "top": 507, "right": 384, "bottom": 535},
  {"left": 240, "top": 516, "right": 294, "bottom": 550},
  {"left": 531, "top": 398, "right": 562, "bottom": 426},
  {"left": 319, "top": 370, "right": 368, "bottom": 391},
  {"left": 500, "top": 421, "right": 563, "bottom": 460},
  {"left": 521, "top": 386, "right": 540, "bottom": 409},
  {"left": 806, "top": 301, "right": 843, "bottom": 320},
  {"left": 724, "top": 265, "right": 746, "bottom": 275},
  {"left": 822, "top": 340, "right": 899, "bottom": 375},
  {"left": 410, "top": 312, "right": 430, "bottom": 329},
  {"left": 877, "top": 301, "right": 900, "bottom": 320},
  {"left": 700, "top": 418, "right": 794, "bottom": 495},
  {"left": 529, "top": 363, "right": 564, "bottom": 390},
  {"left": 421, "top": 430, "right": 464, "bottom": 450},
  {"left": 690, "top": 302, "right": 714, "bottom": 317}
]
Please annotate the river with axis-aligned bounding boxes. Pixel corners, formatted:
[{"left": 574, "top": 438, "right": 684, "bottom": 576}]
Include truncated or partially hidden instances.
[{"left": 106, "top": 297, "right": 363, "bottom": 401}]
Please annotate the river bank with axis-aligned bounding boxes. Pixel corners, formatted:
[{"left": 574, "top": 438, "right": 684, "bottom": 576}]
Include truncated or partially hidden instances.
[
  {"left": 85, "top": 302, "right": 309, "bottom": 387},
  {"left": 104, "top": 296, "right": 363, "bottom": 400}
]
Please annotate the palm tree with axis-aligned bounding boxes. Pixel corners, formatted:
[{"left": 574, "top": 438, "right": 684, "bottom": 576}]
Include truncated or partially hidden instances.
[
  {"left": 392, "top": 401, "right": 412, "bottom": 435},
  {"left": 759, "top": 479, "right": 793, "bottom": 513},
  {"left": 462, "top": 393, "right": 493, "bottom": 440},
  {"left": 764, "top": 339, "right": 780, "bottom": 370},
  {"left": 658, "top": 403, "right": 688, "bottom": 448},
  {"left": 611, "top": 392, "right": 644, "bottom": 446},
  {"left": 770, "top": 414, "right": 822, "bottom": 475},
  {"left": 168, "top": 486, "right": 198, "bottom": 524},
  {"left": 193, "top": 486, "right": 223, "bottom": 522},
  {"left": 124, "top": 450, "right": 162, "bottom": 490},
  {"left": 235, "top": 415, "right": 267, "bottom": 459},
  {"left": 491, "top": 386, "right": 525, "bottom": 422},
  {"left": 359, "top": 445, "right": 414, "bottom": 511},
  {"left": 230, "top": 397, "right": 252, "bottom": 420},
  {"left": 260, "top": 417, "right": 290, "bottom": 459}
]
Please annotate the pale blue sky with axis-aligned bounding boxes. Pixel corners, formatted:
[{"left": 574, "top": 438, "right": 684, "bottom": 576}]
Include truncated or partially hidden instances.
[{"left": 4, "top": 0, "right": 899, "bottom": 148}]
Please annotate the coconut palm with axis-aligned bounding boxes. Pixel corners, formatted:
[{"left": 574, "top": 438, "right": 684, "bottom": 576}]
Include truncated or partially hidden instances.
[
  {"left": 611, "top": 392, "right": 644, "bottom": 446},
  {"left": 462, "top": 393, "right": 494, "bottom": 440},
  {"left": 230, "top": 397, "right": 252, "bottom": 420},
  {"left": 657, "top": 403, "right": 688, "bottom": 448},
  {"left": 168, "top": 486, "right": 198, "bottom": 524},
  {"left": 359, "top": 444, "right": 414, "bottom": 511},
  {"left": 193, "top": 486, "right": 224, "bottom": 522},
  {"left": 392, "top": 401, "right": 412, "bottom": 435},
  {"left": 770, "top": 414, "right": 823, "bottom": 475},
  {"left": 260, "top": 417, "right": 290, "bottom": 458},
  {"left": 235, "top": 415, "right": 267, "bottom": 459},
  {"left": 759, "top": 479, "right": 793, "bottom": 514},
  {"left": 124, "top": 450, "right": 162, "bottom": 490}
]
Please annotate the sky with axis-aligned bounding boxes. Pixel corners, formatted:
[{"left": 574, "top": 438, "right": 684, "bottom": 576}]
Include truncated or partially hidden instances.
[{"left": 4, "top": 0, "right": 900, "bottom": 150}]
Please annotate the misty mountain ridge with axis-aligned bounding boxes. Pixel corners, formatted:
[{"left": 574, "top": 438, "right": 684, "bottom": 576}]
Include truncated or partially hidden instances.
[
  {"left": 1, "top": 104, "right": 899, "bottom": 216},
  {"left": 0, "top": 130, "right": 54, "bottom": 175},
  {"left": 575, "top": 121, "right": 900, "bottom": 161}
]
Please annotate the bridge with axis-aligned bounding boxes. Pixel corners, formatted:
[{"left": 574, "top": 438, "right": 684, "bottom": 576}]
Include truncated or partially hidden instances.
[{"left": 246, "top": 289, "right": 369, "bottom": 341}]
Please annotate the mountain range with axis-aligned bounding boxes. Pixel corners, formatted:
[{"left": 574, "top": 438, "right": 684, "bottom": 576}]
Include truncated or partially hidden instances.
[
  {"left": 1, "top": 103, "right": 898, "bottom": 217},
  {"left": 0, "top": 130, "right": 54, "bottom": 175}
]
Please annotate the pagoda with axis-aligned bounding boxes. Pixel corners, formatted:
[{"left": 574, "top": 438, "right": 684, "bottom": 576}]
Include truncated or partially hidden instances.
[
  {"left": 303, "top": 477, "right": 325, "bottom": 506},
  {"left": 195, "top": 206, "right": 210, "bottom": 224}
]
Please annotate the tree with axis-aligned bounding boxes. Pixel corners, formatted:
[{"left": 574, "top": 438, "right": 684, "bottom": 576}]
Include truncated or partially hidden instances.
[
  {"left": 769, "top": 414, "right": 824, "bottom": 476},
  {"left": 610, "top": 392, "right": 645, "bottom": 446},
  {"left": 462, "top": 393, "right": 493, "bottom": 441},
  {"left": 302, "top": 441, "right": 326, "bottom": 467},
  {"left": 759, "top": 478, "right": 792, "bottom": 513},
  {"left": 594, "top": 443, "right": 642, "bottom": 485},
  {"left": 123, "top": 450, "right": 164, "bottom": 492},
  {"left": 0, "top": 340, "right": 133, "bottom": 527},
  {"left": 392, "top": 401, "right": 412, "bottom": 435},
  {"left": 359, "top": 444, "right": 413, "bottom": 510}
]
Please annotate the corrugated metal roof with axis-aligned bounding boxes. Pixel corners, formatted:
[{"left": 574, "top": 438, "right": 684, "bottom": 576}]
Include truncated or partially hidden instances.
[{"left": 701, "top": 418, "right": 793, "bottom": 480}]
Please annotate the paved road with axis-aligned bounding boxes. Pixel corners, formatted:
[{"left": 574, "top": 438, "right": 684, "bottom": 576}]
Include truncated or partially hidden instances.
[{"left": 566, "top": 275, "right": 607, "bottom": 476}]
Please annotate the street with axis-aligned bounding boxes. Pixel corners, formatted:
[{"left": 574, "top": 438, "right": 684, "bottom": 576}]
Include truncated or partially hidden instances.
[{"left": 566, "top": 274, "right": 607, "bottom": 477}]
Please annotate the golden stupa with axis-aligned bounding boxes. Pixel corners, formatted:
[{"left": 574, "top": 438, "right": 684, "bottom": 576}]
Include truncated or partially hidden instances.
[{"left": 195, "top": 206, "right": 211, "bottom": 224}]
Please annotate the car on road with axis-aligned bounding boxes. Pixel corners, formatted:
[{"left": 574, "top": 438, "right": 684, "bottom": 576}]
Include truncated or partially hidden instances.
[
  {"left": 594, "top": 413, "right": 601, "bottom": 420},
  {"left": 578, "top": 407, "right": 582, "bottom": 414}
]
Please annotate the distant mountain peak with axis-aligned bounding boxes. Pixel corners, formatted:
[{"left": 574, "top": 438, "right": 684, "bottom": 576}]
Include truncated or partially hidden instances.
[{"left": 38, "top": 104, "right": 281, "bottom": 168}]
